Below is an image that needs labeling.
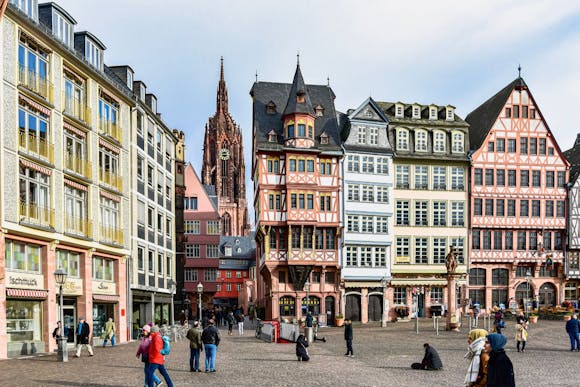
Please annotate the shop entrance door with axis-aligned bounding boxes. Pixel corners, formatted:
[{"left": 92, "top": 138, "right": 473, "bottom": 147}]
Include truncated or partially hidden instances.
[{"left": 63, "top": 306, "right": 76, "bottom": 344}]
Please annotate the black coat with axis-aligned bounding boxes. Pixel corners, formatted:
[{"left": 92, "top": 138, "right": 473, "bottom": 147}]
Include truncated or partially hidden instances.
[
  {"left": 296, "top": 335, "right": 309, "bottom": 358},
  {"left": 344, "top": 323, "right": 353, "bottom": 341},
  {"left": 76, "top": 322, "right": 90, "bottom": 344},
  {"left": 566, "top": 318, "right": 580, "bottom": 334},
  {"left": 421, "top": 346, "right": 443, "bottom": 370},
  {"left": 487, "top": 350, "right": 515, "bottom": 387}
]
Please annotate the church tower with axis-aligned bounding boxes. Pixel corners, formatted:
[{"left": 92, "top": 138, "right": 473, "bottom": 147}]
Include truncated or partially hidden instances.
[{"left": 201, "top": 58, "right": 249, "bottom": 236}]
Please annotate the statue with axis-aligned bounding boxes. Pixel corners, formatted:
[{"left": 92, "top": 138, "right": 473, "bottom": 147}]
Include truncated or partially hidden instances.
[{"left": 445, "top": 246, "right": 457, "bottom": 275}]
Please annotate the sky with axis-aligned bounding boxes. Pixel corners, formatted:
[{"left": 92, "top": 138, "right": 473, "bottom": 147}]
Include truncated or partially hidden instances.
[{"left": 56, "top": 0, "right": 580, "bottom": 228}]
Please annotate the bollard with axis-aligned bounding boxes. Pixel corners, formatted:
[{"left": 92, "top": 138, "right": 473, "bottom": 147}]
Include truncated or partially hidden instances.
[
  {"left": 435, "top": 317, "right": 439, "bottom": 336},
  {"left": 305, "top": 327, "right": 314, "bottom": 344}
]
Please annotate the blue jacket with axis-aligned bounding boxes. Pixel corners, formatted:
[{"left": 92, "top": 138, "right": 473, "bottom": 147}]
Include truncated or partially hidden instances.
[{"left": 566, "top": 318, "right": 580, "bottom": 334}]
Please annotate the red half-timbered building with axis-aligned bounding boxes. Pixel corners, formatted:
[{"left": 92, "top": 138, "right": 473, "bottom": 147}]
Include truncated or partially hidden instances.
[
  {"left": 251, "top": 63, "right": 342, "bottom": 321},
  {"left": 466, "top": 75, "right": 569, "bottom": 309}
]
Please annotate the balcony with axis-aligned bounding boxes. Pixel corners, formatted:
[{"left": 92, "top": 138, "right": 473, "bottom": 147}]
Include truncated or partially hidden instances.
[
  {"left": 100, "top": 225, "right": 123, "bottom": 246},
  {"left": 63, "top": 95, "right": 91, "bottom": 125},
  {"left": 65, "top": 215, "right": 92, "bottom": 238},
  {"left": 64, "top": 153, "right": 92, "bottom": 179},
  {"left": 98, "top": 118, "right": 122, "bottom": 143},
  {"left": 19, "top": 132, "right": 54, "bottom": 163},
  {"left": 18, "top": 65, "right": 53, "bottom": 101},
  {"left": 99, "top": 168, "right": 123, "bottom": 192},
  {"left": 19, "top": 201, "right": 54, "bottom": 228}
]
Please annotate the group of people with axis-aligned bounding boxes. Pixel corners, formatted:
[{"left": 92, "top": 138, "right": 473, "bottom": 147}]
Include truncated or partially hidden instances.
[{"left": 52, "top": 316, "right": 116, "bottom": 358}]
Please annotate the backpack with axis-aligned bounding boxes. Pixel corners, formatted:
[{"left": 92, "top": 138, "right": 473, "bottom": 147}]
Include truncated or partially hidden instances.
[{"left": 160, "top": 335, "right": 171, "bottom": 355}]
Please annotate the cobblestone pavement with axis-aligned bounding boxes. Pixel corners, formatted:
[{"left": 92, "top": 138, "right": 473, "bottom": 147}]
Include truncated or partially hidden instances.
[{"left": 1, "top": 318, "right": 577, "bottom": 386}]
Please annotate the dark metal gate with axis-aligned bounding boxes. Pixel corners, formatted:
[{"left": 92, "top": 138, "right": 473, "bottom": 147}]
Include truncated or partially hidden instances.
[
  {"left": 368, "top": 295, "right": 382, "bottom": 321},
  {"left": 345, "top": 294, "right": 361, "bottom": 321}
]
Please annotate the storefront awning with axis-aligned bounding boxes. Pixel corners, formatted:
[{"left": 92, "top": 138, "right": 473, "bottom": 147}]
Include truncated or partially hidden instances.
[
  {"left": 6, "top": 288, "right": 48, "bottom": 299},
  {"left": 93, "top": 294, "right": 119, "bottom": 303},
  {"left": 390, "top": 279, "right": 449, "bottom": 286},
  {"left": 344, "top": 281, "right": 384, "bottom": 288}
]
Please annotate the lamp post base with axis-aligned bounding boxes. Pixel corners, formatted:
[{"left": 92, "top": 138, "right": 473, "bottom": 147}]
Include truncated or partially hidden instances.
[{"left": 57, "top": 337, "right": 68, "bottom": 362}]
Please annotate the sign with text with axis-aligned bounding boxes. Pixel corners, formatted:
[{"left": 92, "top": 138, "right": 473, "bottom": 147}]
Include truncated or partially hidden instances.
[
  {"left": 92, "top": 281, "right": 116, "bottom": 295},
  {"left": 55, "top": 278, "right": 83, "bottom": 296},
  {"left": 6, "top": 271, "right": 44, "bottom": 290}
]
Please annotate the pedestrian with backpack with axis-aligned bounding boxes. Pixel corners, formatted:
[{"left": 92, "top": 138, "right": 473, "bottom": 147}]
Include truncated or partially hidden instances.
[
  {"left": 136, "top": 325, "right": 162, "bottom": 387},
  {"left": 201, "top": 319, "right": 220, "bottom": 372},
  {"left": 145, "top": 326, "right": 173, "bottom": 387}
]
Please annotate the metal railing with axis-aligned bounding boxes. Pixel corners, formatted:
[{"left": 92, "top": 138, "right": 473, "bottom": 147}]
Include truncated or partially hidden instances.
[
  {"left": 100, "top": 225, "right": 123, "bottom": 245},
  {"left": 64, "top": 215, "right": 92, "bottom": 237},
  {"left": 63, "top": 94, "right": 91, "bottom": 125},
  {"left": 20, "top": 201, "right": 54, "bottom": 227},
  {"left": 99, "top": 168, "right": 122, "bottom": 191},
  {"left": 18, "top": 65, "right": 53, "bottom": 101},
  {"left": 98, "top": 118, "right": 121, "bottom": 143},
  {"left": 64, "top": 153, "right": 92, "bottom": 179},
  {"left": 19, "top": 132, "right": 54, "bottom": 162}
]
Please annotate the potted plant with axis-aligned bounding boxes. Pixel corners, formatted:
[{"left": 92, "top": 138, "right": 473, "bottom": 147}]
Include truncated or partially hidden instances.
[
  {"left": 528, "top": 314, "right": 539, "bottom": 323},
  {"left": 335, "top": 314, "right": 345, "bottom": 327}
]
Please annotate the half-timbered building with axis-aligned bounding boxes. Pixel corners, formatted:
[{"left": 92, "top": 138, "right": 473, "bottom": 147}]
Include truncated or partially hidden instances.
[
  {"left": 341, "top": 98, "right": 393, "bottom": 324},
  {"left": 466, "top": 75, "right": 569, "bottom": 309},
  {"left": 562, "top": 135, "right": 580, "bottom": 305},
  {"left": 251, "top": 63, "right": 342, "bottom": 322},
  {"left": 377, "top": 101, "right": 470, "bottom": 319}
]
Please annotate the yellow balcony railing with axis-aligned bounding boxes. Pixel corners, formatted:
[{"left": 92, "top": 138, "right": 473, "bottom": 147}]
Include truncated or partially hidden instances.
[
  {"left": 19, "top": 132, "right": 54, "bottom": 163},
  {"left": 64, "top": 153, "right": 92, "bottom": 179},
  {"left": 18, "top": 65, "right": 53, "bottom": 101},
  {"left": 99, "top": 118, "right": 121, "bottom": 143},
  {"left": 65, "top": 215, "right": 92, "bottom": 237},
  {"left": 19, "top": 201, "right": 54, "bottom": 228},
  {"left": 63, "top": 93, "right": 91, "bottom": 125},
  {"left": 99, "top": 168, "right": 123, "bottom": 191},
  {"left": 100, "top": 225, "right": 123, "bottom": 245}
]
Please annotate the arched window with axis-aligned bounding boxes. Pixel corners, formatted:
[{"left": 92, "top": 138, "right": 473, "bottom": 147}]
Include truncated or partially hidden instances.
[
  {"left": 220, "top": 142, "right": 229, "bottom": 197},
  {"left": 279, "top": 295, "right": 296, "bottom": 317},
  {"left": 433, "top": 131, "right": 446, "bottom": 152},
  {"left": 222, "top": 212, "right": 231, "bottom": 236},
  {"left": 396, "top": 128, "right": 409, "bottom": 151},
  {"left": 415, "top": 129, "right": 427, "bottom": 152}
]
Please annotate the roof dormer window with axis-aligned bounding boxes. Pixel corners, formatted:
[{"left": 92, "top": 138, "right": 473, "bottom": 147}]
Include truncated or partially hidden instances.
[
  {"left": 320, "top": 133, "right": 329, "bottom": 144},
  {"left": 268, "top": 130, "right": 277, "bottom": 142},
  {"left": 139, "top": 84, "right": 146, "bottom": 101},
  {"left": 412, "top": 105, "right": 420, "bottom": 119},
  {"left": 395, "top": 104, "right": 404, "bottom": 118},
  {"left": 452, "top": 131, "right": 464, "bottom": 153},
  {"left": 434, "top": 131, "right": 446, "bottom": 152},
  {"left": 266, "top": 101, "right": 276, "bottom": 114},
  {"left": 396, "top": 128, "right": 409, "bottom": 151},
  {"left": 415, "top": 130, "right": 427, "bottom": 152},
  {"left": 85, "top": 40, "right": 102, "bottom": 70},
  {"left": 446, "top": 106, "right": 455, "bottom": 121},
  {"left": 53, "top": 13, "right": 73, "bottom": 47},
  {"left": 315, "top": 104, "right": 324, "bottom": 117},
  {"left": 127, "top": 71, "right": 133, "bottom": 89},
  {"left": 225, "top": 246, "right": 232, "bottom": 257},
  {"left": 10, "top": 0, "right": 38, "bottom": 20},
  {"left": 429, "top": 107, "right": 437, "bottom": 120},
  {"left": 297, "top": 91, "right": 306, "bottom": 104}
]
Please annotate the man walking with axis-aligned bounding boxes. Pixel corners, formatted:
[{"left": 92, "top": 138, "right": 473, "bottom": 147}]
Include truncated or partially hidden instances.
[
  {"left": 344, "top": 319, "right": 354, "bottom": 357},
  {"left": 146, "top": 326, "right": 173, "bottom": 387},
  {"left": 201, "top": 319, "right": 220, "bottom": 372},
  {"left": 186, "top": 321, "right": 203, "bottom": 372},
  {"left": 566, "top": 314, "right": 580, "bottom": 352},
  {"left": 103, "top": 317, "right": 116, "bottom": 347},
  {"left": 75, "top": 317, "right": 94, "bottom": 357}
]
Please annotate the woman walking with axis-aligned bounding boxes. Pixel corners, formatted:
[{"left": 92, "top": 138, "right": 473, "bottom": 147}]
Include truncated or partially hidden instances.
[
  {"left": 464, "top": 329, "right": 488, "bottom": 386},
  {"left": 485, "top": 333, "right": 515, "bottom": 387},
  {"left": 103, "top": 317, "right": 116, "bottom": 347},
  {"left": 515, "top": 317, "right": 528, "bottom": 352},
  {"left": 136, "top": 325, "right": 162, "bottom": 387}
]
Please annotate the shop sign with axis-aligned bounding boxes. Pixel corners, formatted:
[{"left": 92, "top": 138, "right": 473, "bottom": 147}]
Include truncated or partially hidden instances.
[
  {"left": 6, "top": 271, "right": 44, "bottom": 290},
  {"left": 55, "top": 278, "right": 83, "bottom": 295},
  {"left": 92, "top": 281, "right": 116, "bottom": 295}
]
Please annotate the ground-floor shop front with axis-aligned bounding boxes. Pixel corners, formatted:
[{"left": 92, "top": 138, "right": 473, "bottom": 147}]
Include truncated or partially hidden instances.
[
  {"left": 342, "top": 281, "right": 388, "bottom": 324},
  {"left": 130, "top": 290, "right": 172, "bottom": 339}
]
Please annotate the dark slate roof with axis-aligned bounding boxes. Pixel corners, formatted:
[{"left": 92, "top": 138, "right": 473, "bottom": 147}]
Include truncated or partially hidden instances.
[
  {"left": 250, "top": 80, "right": 341, "bottom": 152},
  {"left": 376, "top": 102, "right": 468, "bottom": 127},
  {"left": 219, "top": 236, "right": 256, "bottom": 259},
  {"left": 283, "top": 64, "right": 315, "bottom": 116},
  {"left": 564, "top": 134, "right": 580, "bottom": 185},
  {"left": 342, "top": 97, "right": 393, "bottom": 154},
  {"left": 203, "top": 184, "right": 219, "bottom": 209},
  {"left": 465, "top": 77, "right": 526, "bottom": 151}
]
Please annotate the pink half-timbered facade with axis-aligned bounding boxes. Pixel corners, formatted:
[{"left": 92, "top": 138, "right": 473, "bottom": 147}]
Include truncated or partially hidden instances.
[
  {"left": 466, "top": 76, "right": 569, "bottom": 309},
  {"left": 251, "top": 63, "right": 342, "bottom": 322}
]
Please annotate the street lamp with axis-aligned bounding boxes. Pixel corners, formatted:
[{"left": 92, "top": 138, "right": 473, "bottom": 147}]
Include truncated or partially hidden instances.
[
  {"left": 197, "top": 282, "right": 203, "bottom": 322},
  {"left": 380, "top": 277, "right": 388, "bottom": 328},
  {"left": 184, "top": 298, "right": 191, "bottom": 323},
  {"left": 54, "top": 269, "right": 68, "bottom": 362},
  {"left": 304, "top": 279, "right": 310, "bottom": 314},
  {"left": 168, "top": 279, "right": 175, "bottom": 325},
  {"left": 525, "top": 270, "right": 532, "bottom": 318}
]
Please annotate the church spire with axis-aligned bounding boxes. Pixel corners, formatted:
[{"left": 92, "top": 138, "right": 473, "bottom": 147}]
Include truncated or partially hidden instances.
[
  {"left": 283, "top": 62, "right": 314, "bottom": 117},
  {"left": 217, "top": 56, "right": 228, "bottom": 113}
]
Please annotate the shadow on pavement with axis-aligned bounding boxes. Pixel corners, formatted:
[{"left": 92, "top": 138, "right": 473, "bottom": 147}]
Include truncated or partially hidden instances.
[{"left": 35, "top": 381, "right": 117, "bottom": 387}]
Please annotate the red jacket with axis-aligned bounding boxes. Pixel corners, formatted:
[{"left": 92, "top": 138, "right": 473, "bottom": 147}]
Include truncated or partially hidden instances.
[{"left": 148, "top": 332, "right": 164, "bottom": 365}]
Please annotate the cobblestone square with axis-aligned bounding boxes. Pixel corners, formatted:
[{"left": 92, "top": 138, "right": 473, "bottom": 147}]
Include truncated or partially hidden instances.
[{"left": 1, "top": 319, "right": 576, "bottom": 386}]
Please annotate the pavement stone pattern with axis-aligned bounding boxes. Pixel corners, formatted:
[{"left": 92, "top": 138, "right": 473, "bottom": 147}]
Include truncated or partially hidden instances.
[{"left": 0, "top": 318, "right": 577, "bottom": 386}]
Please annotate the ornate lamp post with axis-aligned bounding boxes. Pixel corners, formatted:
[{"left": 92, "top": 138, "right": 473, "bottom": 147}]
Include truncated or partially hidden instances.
[
  {"left": 197, "top": 282, "right": 203, "bottom": 322},
  {"left": 381, "top": 277, "right": 388, "bottom": 328},
  {"left": 54, "top": 269, "right": 68, "bottom": 362},
  {"left": 184, "top": 298, "right": 191, "bottom": 323},
  {"left": 168, "top": 279, "right": 175, "bottom": 325},
  {"left": 304, "top": 279, "right": 310, "bottom": 314},
  {"left": 525, "top": 270, "right": 532, "bottom": 317}
]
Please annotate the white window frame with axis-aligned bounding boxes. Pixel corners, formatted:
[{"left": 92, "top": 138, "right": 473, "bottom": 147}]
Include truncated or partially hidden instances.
[
  {"left": 396, "top": 128, "right": 409, "bottom": 151},
  {"left": 415, "top": 130, "right": 427, "bottom": 152},
  {"left": 452, "top": 131, "right": 464, "bottom": 153},
  {"left": 434, "top": 131, "right": 446, "bottom": 153}
]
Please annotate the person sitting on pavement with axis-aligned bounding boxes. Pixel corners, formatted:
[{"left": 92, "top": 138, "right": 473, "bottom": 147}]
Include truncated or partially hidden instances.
[
  {"left": 296, "top": 334, "right": 310, "bottom": 361},
  {"left": 412, "top": 343, "right": 442, "bottom": 370},
  {"left": 485, "top": 333, "right": 515, "bottom": 387},
  {"left": 565, "top": 314, "right": 580, "bottom": 352},
  {"left": 464, "top": 329, "right": 489, "bottom": 386}
]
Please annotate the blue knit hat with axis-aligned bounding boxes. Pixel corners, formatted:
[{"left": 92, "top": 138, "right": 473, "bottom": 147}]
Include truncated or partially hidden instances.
[{"left": 486, "top": 333, "right": 507, "bottom": 351}]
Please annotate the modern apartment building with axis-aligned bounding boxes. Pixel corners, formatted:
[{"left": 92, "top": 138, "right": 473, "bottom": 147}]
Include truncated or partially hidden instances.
[
  {"left": 251, "top": 63, "right": 342, "bottom": 322},
  {"left": 378, "top": 100, "right": 470, "bottom": 319},
  {"left": 466, "top": 75, "right": 569, "bottom": 309},
  {"left": 341, "top": 98, "right": 393, "bottom": 324},
  {"left": 1, "top": 1, "right": 132, "bottom": 358}
]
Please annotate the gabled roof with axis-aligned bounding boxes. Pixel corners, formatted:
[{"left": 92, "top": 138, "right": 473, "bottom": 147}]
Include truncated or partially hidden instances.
[
  {"left": 342, "top": 97, "right": 392, "bottom": 154},
  {"left": 465, "top": 77, "right": 526, "bottom": 150},
  {"left": 184, "top": 163, "right": 219, "bottom": 213},
  {"left": 283, "top": 64, "right": 315, "bottom": 116},
  {"left": 219, "top": 235, "right": 256, "bottom": 259},
  {"left": 564, "top": 134, "right": 580, "bottom": 185}
]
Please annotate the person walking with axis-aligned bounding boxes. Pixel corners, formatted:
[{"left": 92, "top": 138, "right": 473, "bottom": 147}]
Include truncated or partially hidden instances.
[
  {"left": 492, "top": 307, "right": 504, "bottom": 334},
  {"left": 296, "top": 334, "right": 309, "bottom": 361},
  {"left": 52, "top": 321, "right": 68, "bottom": 346},
  {"left": 565, "top": 314, "right": 580, "bottom": 352},
  {"left": 136, "top": 325, "right": 162, "bottom": 387},
  {"left": 485, "top": 333, "right": 515, "bottom": 387},
  {"left": 201, "top": 319, "right": 220, "bottom": 372},
  {"left": 515, "top": 318, "right": 528, "bottom": 353},
  {"left": 103, "top": 317, "right": 116, "bottom": 347},
  {"left": 464, "top": 329, "right": 489, "bottom": 386},
  {"left": 145, "top": 326, "right": 173, "bottom": 387},
  {"left": 186, "top": 321, "right": 203, "bottom": 372},
  {"left": 344, "top": 319, "right": 354, "bottom": 357},
  {"left": 226, "top": 312, "right": 235, "bottom": 336},
  {"left": 237, "top": 312, "right": 245, "bottom": 336},
  {"left": 75, "top": 317, "right": 93, "bottom": 357}
]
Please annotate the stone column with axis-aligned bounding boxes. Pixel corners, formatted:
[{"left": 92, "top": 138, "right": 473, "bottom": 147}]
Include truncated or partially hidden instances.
[
  {"left": 116, "top": 256, "right": 127, "bottom": 343},
  {"left": 360, "top": 288, "right": 368, "bottom": 324},
  {"left": 45, "top": 241, "right": 58, "bottom": 353},
  {"left": 446, "top": 275, "right": 459, "bottom": 331}
]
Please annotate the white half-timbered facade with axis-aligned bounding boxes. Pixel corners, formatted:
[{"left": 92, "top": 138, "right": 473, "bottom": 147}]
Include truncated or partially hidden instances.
[{"left": 563, "top": 135, "right": 580, "bottom": 303}]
